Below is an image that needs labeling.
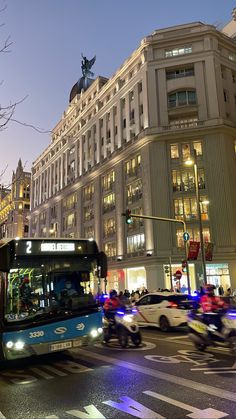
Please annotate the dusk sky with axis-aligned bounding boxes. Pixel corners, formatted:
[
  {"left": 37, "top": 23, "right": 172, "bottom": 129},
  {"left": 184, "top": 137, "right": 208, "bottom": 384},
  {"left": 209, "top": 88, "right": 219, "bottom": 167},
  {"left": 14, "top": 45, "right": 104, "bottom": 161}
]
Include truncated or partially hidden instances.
[{"left": 0, "top": 0, "right": 235, "bottom": 186}]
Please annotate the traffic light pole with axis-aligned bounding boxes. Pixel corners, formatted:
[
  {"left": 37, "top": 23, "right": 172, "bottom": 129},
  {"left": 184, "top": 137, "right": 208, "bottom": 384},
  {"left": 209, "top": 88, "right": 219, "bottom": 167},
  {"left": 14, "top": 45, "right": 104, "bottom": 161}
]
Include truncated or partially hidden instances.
[{"left": 122, "top": 212, "right": 191, "bottom": 294}]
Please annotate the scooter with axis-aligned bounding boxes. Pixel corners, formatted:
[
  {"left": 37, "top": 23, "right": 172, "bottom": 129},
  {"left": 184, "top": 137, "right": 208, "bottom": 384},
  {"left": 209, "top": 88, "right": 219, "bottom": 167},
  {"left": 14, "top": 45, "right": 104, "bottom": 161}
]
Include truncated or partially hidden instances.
[
  {"left": 188, "top": 307, "right": 236, "bottom": 354},
  {"left": 103, "top": 307, "right": 142, "bottom": 348}
]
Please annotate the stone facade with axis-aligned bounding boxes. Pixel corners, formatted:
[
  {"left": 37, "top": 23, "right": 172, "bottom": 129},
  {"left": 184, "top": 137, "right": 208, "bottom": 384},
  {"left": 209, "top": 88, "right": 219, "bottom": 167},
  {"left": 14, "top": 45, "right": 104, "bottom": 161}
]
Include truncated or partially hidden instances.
[{"left": 30, "top": 20, "right": 236, "bottom": 294}]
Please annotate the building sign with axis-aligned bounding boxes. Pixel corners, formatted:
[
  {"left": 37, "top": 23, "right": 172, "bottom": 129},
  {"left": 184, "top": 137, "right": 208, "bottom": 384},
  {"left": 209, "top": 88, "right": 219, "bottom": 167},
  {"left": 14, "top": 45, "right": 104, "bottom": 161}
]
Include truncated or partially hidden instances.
[{"left": 188, "top": 241, "right": 200, "bottom": 260}]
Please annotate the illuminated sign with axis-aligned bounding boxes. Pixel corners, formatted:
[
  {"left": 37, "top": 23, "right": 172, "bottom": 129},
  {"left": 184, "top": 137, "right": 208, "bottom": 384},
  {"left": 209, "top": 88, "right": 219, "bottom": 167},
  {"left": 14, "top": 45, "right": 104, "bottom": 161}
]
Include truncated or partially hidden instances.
[{"left": 40, "top": 243, "right": 75, "bottom": 252}]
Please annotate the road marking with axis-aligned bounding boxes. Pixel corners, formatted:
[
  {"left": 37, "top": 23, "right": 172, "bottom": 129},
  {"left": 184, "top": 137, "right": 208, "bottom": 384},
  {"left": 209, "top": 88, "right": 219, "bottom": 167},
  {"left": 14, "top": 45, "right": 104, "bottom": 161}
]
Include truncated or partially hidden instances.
[
  {"left": 191, "top": 361, "right": 236, "bottom": 375},
  {"left": 144, "top": 390, "right": 228, "bottom": 418},
  {"left": 29, "top": 367, "right": 54, "bottom": 380},
  {"left": 94, "top": 340, "right": 156, "bottom": 351},
  {"left": 166, "top": 335, "right": 189, "bottom": 340},
  {"left": 75, "top": 348, "right": 236, "bottom": 402},
  {"left": 103, "top": 396, "right": 164, "bottom": 418},
  {"left": 41, "top": 365, "right": 67, "bottom": 376}
]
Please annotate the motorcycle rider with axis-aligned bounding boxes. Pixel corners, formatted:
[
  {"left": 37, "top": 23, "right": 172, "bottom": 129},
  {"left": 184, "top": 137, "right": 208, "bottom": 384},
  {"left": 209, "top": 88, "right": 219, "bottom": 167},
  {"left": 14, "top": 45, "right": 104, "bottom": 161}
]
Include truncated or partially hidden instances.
[
  {"left": 200, "top": 284, "right": 226, "bottom": 331},
  {"left": 104, "top": 289, "right": 121, "bottom": 309}
]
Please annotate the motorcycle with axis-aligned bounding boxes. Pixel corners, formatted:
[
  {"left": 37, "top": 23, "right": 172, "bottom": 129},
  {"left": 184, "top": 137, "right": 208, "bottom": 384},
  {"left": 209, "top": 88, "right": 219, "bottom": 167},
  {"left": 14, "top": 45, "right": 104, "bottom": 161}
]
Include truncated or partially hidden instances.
[
  {"left": 188, "top": 306, "right": 236, "bottom": 354},
  {"left": 103, "top": 307, "right": 142, "bottom": 348}
]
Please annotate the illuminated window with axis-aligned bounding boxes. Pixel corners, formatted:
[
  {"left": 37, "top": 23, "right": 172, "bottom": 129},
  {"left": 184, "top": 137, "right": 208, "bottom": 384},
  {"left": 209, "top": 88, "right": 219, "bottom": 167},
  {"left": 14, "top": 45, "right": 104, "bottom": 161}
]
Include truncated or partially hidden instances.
[
  {"left": 104, "top": 242, "right": 116, "bottom": 257},
  {"left": 127, "top": 233, "right": 145, "bottom": 253},
  {"left": 103, "top": 193, "right": 115, "bottom": 213},
  {"left": 176, "top": 227, "right": 210, "bottom": 248},
  {"left": 102, "top": 171, "right": 115, "bottom": 191},
  {"left": 165, "top": 46, "right": 192, "bottom": 58},
  {"left": 193, "top": 141, "right": 202, "bottom": 156},
  {"left": 127, "top": 179, "right": 142, "bottom": 204},
  {"left": 125, "top": 154, "right": 141, "bottom": 176},
  {"left": 84, "top": 205, "right": 94, "bottom": 221},
  {"left": 182, "top": 144, "right": 191, "bottom": 160},
  {"left": 84, "top": 183, "right": 94, "bottom": 200},
  {"left": 63, "top": 193, "right": 77, "bottom": 210},
  {"left": 103, "top": 217, "right": 116, "bottom": 238},
  {"left": 84, "top": 226, "right": 94, "bottom": 239},
  {"left": 170, "top": 144, "right": 179, "bottom": 159}
]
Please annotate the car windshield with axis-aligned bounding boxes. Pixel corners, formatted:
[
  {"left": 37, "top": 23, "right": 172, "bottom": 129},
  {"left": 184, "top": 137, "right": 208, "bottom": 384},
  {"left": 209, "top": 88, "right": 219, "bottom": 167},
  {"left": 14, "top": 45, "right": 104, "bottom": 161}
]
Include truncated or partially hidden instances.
[{"left": 4, "top": 266, "right": 97, "bottom": 323}]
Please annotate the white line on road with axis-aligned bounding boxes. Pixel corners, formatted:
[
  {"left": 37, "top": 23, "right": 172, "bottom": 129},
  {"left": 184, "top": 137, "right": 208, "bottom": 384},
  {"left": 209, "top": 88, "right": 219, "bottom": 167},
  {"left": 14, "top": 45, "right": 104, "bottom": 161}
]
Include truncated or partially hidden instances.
[
  {"left": 144, "top": 390, "right": 228, "bottom": 418},
  {"left": 75, "top": 348, "right": 236, "bottom": 402}
]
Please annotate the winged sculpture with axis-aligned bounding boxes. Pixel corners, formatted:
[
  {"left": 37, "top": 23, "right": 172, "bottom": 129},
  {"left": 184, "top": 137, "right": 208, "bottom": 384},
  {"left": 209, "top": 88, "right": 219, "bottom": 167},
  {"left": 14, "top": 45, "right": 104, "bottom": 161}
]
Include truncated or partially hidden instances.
[{"left": 81, "top": 54, "right": 96, "bottom": 78}]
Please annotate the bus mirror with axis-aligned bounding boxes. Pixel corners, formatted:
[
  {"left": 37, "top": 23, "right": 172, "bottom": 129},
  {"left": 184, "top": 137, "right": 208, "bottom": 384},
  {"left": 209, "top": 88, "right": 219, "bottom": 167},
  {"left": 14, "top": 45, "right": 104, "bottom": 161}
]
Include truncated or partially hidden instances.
[{"left": 98, "top": 251, "right": 107, "bottom": 278}]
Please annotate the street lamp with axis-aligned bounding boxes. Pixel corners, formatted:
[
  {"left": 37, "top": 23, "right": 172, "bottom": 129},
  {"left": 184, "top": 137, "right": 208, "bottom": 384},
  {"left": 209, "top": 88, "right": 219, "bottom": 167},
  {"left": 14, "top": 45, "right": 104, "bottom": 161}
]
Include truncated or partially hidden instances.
[{"left": 185, "top": 149, "right": 207, "bottom": 285}]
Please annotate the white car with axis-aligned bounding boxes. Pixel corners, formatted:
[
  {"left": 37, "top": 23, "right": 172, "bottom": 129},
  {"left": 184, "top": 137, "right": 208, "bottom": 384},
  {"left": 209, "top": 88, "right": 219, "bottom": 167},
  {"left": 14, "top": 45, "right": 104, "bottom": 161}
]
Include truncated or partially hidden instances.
[{"left": 134, "top": 292, "right": 195, "bottom": 332}]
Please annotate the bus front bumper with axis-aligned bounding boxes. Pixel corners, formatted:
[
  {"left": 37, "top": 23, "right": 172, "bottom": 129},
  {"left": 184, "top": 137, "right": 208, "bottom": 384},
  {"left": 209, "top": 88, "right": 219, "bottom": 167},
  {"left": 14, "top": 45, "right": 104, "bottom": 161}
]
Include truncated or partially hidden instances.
[{"left": 3, "top": 332, "right": 103, "bottom": 360}]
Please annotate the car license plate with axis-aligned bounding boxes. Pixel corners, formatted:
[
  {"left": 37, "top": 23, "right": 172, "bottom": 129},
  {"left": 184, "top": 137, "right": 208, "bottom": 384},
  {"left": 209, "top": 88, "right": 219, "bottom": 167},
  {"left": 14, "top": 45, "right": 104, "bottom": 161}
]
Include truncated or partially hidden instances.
[{"left": 50, "top": 341, "right": 72, "bottom": 351}]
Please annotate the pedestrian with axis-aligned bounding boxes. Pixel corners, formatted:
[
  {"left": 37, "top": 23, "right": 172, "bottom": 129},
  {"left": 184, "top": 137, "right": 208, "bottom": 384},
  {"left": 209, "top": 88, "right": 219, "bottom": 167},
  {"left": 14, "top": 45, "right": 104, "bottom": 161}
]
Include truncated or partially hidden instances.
[{"left": 225, "top": 287, "right": 231, "bottom": 297}]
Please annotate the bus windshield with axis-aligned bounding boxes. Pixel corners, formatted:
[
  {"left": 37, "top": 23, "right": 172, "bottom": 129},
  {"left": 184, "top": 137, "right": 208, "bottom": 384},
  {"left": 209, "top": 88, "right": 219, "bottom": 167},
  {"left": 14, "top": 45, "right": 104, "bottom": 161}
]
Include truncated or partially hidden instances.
[{"left": 4, "top": 257, "right": 97, "bottom": 323}]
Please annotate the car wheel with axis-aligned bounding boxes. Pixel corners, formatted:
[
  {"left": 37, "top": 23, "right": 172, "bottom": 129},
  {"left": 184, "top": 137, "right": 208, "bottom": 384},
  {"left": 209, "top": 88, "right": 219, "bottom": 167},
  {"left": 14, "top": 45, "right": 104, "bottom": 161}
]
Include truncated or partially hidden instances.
[{"left": 159, "top": 316, "right": 170, "bottom": 332}]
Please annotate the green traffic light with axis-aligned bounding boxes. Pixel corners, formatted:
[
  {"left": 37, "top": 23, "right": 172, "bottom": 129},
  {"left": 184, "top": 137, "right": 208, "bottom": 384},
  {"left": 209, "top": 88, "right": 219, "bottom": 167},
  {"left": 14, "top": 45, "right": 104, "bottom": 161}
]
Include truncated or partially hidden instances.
[{"left": 125, "top": 209, "right": 133, "bottom": 224}]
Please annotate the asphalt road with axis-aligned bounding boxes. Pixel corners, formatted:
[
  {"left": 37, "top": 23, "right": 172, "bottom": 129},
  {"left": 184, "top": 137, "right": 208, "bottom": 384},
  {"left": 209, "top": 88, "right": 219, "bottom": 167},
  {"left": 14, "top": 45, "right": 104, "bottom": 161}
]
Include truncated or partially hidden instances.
[{"left": 0, "top": 327, "right": 235, "bottom": 418}]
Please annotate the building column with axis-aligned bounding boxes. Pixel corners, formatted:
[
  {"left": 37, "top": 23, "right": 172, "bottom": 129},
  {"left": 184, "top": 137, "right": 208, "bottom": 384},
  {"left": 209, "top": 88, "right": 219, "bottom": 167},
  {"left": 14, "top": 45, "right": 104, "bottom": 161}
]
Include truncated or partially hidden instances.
[
  {"left": 145, "top": 264, "right": 165, "bottom": 292},
  {"left": 133, "top": 83, "right": 140, "bottom": 135},
  {"left": 110, "top": 106, "right": 115, "bottom": 153},
  {"left": 125, "top": 92, "right": 130, "bottom": 143},
  {"left": 115, "top": 161, "right": 125, "bottom": 258}
]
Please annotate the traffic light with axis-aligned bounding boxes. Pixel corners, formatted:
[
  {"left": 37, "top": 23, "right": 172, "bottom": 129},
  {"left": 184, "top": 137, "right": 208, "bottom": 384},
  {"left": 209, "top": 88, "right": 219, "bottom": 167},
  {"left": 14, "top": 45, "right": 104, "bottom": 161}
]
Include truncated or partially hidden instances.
[
  {"left": 164, "top": 265, "right": 170, "bottom": 275},
  {"left": 182, "top": 260, "right": 187, "bottom": 272},
  {"left": 125, "top": 209, "right": 133, "bottom": 224}
]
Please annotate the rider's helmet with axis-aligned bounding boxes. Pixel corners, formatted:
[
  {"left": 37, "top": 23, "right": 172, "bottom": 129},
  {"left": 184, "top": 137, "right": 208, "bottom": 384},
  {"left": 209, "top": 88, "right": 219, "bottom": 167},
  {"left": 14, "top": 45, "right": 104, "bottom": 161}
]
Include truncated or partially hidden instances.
[
  {"left": 203, "top": 284, "right": 215, "bottom": 296},
  {"left": 109, "top": 289, "right": 118, "bottom": 299}
]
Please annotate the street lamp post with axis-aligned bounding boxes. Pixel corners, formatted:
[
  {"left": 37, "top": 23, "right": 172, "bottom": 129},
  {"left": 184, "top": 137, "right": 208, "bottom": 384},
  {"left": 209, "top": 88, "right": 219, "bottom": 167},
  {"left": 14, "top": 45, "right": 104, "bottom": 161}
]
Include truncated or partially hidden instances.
[{"left": 187, "top": 149, "right": 207, "bottom": 285}]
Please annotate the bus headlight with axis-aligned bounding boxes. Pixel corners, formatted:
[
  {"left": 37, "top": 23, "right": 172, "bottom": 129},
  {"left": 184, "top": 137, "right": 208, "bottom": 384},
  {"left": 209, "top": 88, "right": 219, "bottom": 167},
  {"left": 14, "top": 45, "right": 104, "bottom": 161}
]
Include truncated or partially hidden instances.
[
  {"left": 90, "top": 329, "right": 98, "bottom": 338},
  {"left": 6, "top": 341, "right": 14, "bottom": 349},
  {"left": 14, "top": 340, "right": 25, "bottom": 350},
  {"left": 97, "top": 327, "right": 103, "bottom": 334}
]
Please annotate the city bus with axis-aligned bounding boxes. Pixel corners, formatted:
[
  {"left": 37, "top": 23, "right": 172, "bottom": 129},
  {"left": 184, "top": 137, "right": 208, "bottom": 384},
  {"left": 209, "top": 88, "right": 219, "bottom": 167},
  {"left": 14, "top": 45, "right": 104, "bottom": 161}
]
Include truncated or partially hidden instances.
[{"left": 0, "top": 237, "right": 107, "bottom": 360}]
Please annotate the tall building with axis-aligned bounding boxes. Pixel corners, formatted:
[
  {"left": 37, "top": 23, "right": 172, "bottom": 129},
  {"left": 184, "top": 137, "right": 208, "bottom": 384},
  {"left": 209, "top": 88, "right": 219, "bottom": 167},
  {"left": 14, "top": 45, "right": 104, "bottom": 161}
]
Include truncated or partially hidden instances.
[
  {"left": 0, "top": 159, "right": 31, "bottom": 239},
  {"left": 30, "top": 15, "right": 236, "bottom": 294}
]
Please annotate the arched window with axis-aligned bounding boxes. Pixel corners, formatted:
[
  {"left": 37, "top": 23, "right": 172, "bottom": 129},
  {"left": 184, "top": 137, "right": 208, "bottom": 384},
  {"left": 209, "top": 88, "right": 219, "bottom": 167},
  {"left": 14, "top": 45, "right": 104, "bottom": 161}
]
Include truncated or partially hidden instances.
[{"left": 168, "top": 90, "right": 196, "bottom": 108}]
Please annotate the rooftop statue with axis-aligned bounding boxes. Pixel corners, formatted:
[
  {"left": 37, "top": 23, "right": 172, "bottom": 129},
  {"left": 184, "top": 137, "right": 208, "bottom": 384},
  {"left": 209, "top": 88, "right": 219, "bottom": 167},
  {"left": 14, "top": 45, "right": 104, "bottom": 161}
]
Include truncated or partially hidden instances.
[{"left": 81, "top": 53, "right": 96, "bottom": 78}]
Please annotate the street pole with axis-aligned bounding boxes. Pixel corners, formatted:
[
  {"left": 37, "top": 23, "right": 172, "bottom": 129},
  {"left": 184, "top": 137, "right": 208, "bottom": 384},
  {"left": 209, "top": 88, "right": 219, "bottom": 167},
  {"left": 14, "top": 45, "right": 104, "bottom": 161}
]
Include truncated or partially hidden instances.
[
  {"left": 169, "top": 256, "right": 173, "bottom": 291},
  {"left": 122, "top": 212, "right": 191, "bottom": 294},
  {"left": 193, "top": 149, "right": 207, "bottom": 285}
]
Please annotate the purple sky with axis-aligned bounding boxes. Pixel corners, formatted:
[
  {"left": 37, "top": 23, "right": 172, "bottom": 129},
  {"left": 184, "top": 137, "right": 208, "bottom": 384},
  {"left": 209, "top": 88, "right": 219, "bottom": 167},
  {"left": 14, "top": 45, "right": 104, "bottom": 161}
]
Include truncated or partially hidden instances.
[{"left": 0, "top": 0, "right": 235, "bottom": 185}]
